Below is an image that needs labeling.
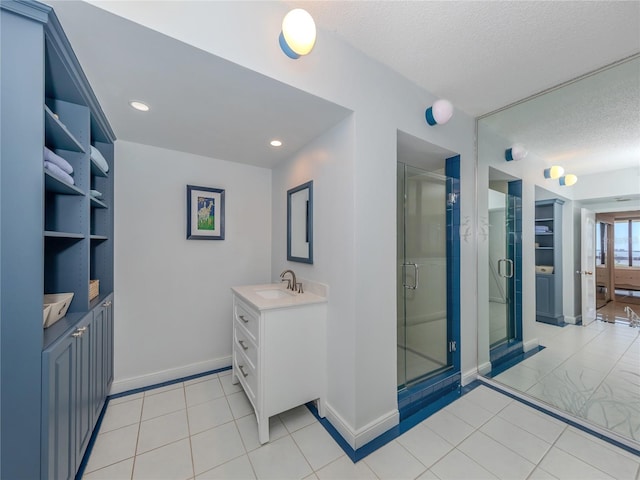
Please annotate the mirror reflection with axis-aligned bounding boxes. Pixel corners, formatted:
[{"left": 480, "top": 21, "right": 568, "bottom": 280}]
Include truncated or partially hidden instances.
[
  {"left": 287, "top": 181, "right": 313, "bottom": 264},
  {"left": 477, "top": 55, "right": 640, "bottom": 448}
]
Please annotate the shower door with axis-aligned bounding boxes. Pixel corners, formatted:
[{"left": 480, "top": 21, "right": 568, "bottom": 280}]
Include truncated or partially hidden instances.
[
  {"left": 488, "top": 182, "right": 521, "bottom": 351},
  {"left": 397, "top": 163, "right": 453, "bottom": 388},
  {"left": 488, "top": 189, "right": 515, "bottom": 347}
]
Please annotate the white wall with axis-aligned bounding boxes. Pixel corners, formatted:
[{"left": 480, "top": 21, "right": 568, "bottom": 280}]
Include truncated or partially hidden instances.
[
  {"left": 95, "top": 1, "right": 477, "bottom": 447},
  {"left": 112, "top": 140, "right": 271, "bottom": 392},
  {"left": 272, "top": 116, "right": 360, "bottom": 442}
]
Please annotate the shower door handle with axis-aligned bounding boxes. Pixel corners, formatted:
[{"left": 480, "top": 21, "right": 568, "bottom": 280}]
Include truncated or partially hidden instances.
[
  {"left": 498, "top": 258, "right": 514, "bottom": 278},
  {"left": 505, "top": 259, "right": 514, "bottom": 278},
  {"left": 403, "top": 263, "right": 419, "bottom": 290}
]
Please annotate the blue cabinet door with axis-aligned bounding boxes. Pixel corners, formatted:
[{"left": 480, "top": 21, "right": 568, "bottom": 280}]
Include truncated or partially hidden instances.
[
  {"left": 75, "top": 315, "right": 94, "bottom": 465},
  {"left": 42, "top": 333, "right": 76, "bottom": 480},
  {"left": 92, "top": 304, "right": 106, "bottom": 421},
  {"left": 105, "top": 295, "right": 114, "bottom": 389}
]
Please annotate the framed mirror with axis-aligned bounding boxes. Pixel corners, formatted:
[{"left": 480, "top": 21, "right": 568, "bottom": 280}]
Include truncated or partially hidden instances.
[{"left": 287, "top": 181, "right": 313, "bottom": 264}]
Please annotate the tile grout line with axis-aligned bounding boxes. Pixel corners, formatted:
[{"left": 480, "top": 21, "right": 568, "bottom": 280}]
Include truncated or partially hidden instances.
[
  {"left": 523, "top": 424, "right": 567, "bottom": 480},
  {"left": 129, "top": 388, "right": 145, "bottom": 480},
  {"left": 182, "top": 382, "right": 197, "bottom": 480},
  {"left": 224, "top": 373, "right": 261, "bottom": 480}
]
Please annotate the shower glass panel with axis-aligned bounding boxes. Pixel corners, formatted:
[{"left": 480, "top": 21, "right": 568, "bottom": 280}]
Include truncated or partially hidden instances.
[
  {"left": 488, "top": 186, "right": 519, "bottom": 349},
  {"left": 397, "top": 163, "right": 452, "bottom": 389}
]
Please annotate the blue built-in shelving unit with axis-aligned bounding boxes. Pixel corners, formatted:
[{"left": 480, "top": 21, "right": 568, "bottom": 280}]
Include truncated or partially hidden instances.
[{"left": 1, "top": 1, "right": 116, "bottom": 478}]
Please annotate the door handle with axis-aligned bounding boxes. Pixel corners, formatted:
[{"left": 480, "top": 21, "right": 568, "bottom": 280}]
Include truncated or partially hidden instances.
[
  {"left": 576, "top": 270, "right": 593, "bottom": 275},
  {"left": 402, "top": 263, "right": 419, "bottom": 290},
  {"left": 505, "top": 259, "right": 514, "bottom": 278}
]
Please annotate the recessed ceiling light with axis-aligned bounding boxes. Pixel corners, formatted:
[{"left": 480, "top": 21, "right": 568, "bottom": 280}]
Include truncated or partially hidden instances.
[
  {"left": 129, "top": 101, "right": 150, "bottom": 112},
  {"left": 270, "top": 140, "right": 283, "bottom": 147}
]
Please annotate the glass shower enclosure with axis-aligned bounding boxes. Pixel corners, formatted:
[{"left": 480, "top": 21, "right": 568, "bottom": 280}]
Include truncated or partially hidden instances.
[{"left": 397, "top": 163, "right": 454, "bottom": 389}]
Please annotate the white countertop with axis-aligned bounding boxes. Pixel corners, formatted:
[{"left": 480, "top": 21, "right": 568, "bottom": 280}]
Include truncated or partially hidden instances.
[{"left": 231, "top": 283, "right": 327, "bottom": 311}]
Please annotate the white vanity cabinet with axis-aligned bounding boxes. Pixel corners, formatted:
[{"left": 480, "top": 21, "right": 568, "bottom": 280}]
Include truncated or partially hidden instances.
[{"left": 231, "top": 285, "right": 327, "bottom": 444}]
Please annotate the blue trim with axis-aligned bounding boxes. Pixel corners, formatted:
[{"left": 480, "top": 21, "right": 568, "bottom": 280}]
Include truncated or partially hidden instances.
[
  {"left": 508, "top": 180, "right": 522, "bottom": 344},
  {"left": 75, "top": 397, "right": 109, "bottom": 480},
  {"left": 307, "top": 386, "right": 463, "bottom": 462},
  {"left": 399, "top": 372, "right": 461, "bottom": 420},
  {"left": 446, "top": 155, "right": 461, "bottom": 375},
  {"left": 279, "top": 31, "right": 300, "bottom": 59},
  {"left": 425, "top": 106, "right": 437, "bottom": 125},
  {"left": 478, "top": 380, "right": 640, "bottom": 457},
  {"left": 489, "top": 345, "right": 545, "bottom": 377},
  {"left": 286, "top": 180, "right": 313, "bottom": 264},
  {"left": 108, "top": 365, "right": 232, "bottom": 400},
  {"left": 505, "top": 148, "right": 514, "bottom": 161}
]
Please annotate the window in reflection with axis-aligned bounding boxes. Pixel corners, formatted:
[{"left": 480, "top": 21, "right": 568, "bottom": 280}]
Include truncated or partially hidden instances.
[
  {"left": 596, "top": 222, "right": 608, "bottom": 265},
  {"left": 614, "top": 219, "right": 640, "bottom": 266}
]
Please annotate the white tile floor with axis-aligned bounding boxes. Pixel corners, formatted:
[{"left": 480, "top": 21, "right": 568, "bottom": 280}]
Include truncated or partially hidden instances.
[
  {"left": 494, "top": 311, "right": 640, "bottom": 443},
  {"left": 82, "top": 371, "right": 640, "bottom": 480}
]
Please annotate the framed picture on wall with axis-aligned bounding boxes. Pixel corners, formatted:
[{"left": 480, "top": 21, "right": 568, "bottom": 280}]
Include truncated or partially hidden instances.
[{"left": 187, "top": 185, "right": 225, "bottom": 240}]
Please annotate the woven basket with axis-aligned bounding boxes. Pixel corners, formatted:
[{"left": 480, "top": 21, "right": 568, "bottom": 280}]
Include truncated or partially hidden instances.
[{"left": 89, "top": 279, "right": 99, "bottom": 301}]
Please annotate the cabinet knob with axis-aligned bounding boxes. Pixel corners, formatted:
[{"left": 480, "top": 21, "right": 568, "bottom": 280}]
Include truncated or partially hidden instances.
[
  {"left": 102, "top": 301, "right": 112, "bottom": 307},
  {"left": 238, "top": 340, "right": 249, "bottom": 351},
  {"left": 239, "top": 315, "right": 248, "bottom": 323},
  {"left": 71, "top": 331, "right": 83, "bottom": 338},
  {"left": 77, "top": 326, "right": 87, "bottom": 332},
  {"left": 238, "top": 365, "right": 249, "bottom": 378}
]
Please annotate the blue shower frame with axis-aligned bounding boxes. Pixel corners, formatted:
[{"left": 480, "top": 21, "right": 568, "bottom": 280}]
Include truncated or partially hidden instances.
[
  {"left": 489, "top": 180, "right": 524, "bottom": 366},
  {"left": 398, "top": 155, "right": 461, "bottom": 420}
]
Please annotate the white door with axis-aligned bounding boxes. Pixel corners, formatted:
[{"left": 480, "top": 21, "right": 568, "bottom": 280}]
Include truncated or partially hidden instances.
[{"left": 580, "top": 208, "right": 596, "bottom": 324}]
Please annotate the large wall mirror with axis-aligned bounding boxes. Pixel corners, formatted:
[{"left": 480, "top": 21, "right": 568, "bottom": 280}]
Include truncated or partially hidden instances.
[
  {"left": 477, "top": 55, "right": 640, "bottom": 449},
  {"left": 287, "top": 181, "right": 313, "bottom": 264}
]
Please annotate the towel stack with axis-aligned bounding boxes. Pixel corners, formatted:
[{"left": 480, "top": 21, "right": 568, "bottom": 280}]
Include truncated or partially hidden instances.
[
  {"left": 535, "top": 225, "right": 551, "bottom": 234},
  {"left": 44, "top": 147, "right": 74, "bottom": 185},
  {"left": 90, "top": 146, "right": 109, "bottom": 173}
]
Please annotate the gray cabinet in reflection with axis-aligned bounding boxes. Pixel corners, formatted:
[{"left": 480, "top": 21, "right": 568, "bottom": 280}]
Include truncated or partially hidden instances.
[{"left": 535, "top": 199, "right": 564, "bottom": 325}]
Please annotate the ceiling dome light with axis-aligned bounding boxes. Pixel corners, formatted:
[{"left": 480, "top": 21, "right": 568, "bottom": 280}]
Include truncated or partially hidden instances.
[
  {"left": 270, "top": 140, "right": 283, "bottom": 147},
  {"left": 559, "top": 174, "right": 578, "bottom": 186},
  {"left": 129, "top": 101, "right": 149, "bottom": 112},
  {"left": 544, "top": 166, "right": 565, "bottom": 179},
  {"left": 505, "top": 144, "right": 527, "bottom": 161},
  {"left": 425, "top": 99, "right": 454, "bottom": 126},
  {"left": 279, "top": 9, "right": 316, "bottom": 59}
]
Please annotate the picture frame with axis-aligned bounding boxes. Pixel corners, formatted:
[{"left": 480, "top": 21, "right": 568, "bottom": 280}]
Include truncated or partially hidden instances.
[{"left": 187, "top": 185, "right": 225, "bottom": 240}]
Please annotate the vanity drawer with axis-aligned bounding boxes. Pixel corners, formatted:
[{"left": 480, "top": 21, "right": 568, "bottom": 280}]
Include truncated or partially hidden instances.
[
  {"left": 234, "top": 324, "right": 258, "bottom": 368},
  {"left": 234, "top": 350, "right": 257, "bottom": 405},
  {"left": 235, "top": 301, "right": 259, "bottom": 342}
]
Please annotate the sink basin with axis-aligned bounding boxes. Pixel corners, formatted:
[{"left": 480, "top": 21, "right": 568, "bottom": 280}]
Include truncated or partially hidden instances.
[{"left": 255, "top": 289, "right": 294, "bottom": 300}]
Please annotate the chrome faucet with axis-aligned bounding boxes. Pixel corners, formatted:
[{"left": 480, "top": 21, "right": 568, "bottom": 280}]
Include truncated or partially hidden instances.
[{"left": 280, "top": 269, "right": 297, "bottom": 292}]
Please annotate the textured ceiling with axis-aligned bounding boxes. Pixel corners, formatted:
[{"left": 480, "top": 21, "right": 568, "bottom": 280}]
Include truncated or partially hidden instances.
[
  {"left": 48, "top": 0, "right": 640, "bottom": 174},
  {"left": 288, "top": 1, "right": 640, "bottom": 117},
  {"left": 480, "top": 57, "right": 640, "bottom": 176}
]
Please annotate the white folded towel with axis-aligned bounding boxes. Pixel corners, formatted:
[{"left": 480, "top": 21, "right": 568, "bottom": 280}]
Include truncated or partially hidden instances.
[
  {"left": 45, "top": 161, "right": 75, "bottom": 185},
  {"left": 44, "top": 147, "right": 73, "bottom": 175},
  {"left": 90, "top": 145, "right": 109, "bottom": 173},
  {"left": 90, "top": 190, "right": 103, "bottom": 198}
]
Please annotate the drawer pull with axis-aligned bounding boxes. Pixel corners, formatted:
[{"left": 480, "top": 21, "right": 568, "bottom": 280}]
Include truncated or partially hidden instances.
[
  {"left": 239, "top": 314, "right": 249, "bottom": 323},
  {"left": 71, "top": 331, "right": 83, "bottom": 338},
  {"left": 238, "top": 340, "right": 249, "bottom": 350},
  {"left": 238, "top": 365, "right": 249, "bottom": 377},
  {"left": 102, "top": 301, "right": 112, "bottom": 307},
  {"left": 77, "top": 326, "right": 87, "bottom": 332}
]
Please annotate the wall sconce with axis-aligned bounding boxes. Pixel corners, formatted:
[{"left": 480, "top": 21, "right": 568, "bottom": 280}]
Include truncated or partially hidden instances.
[
  {"left": 505, "top": 144, "right": 527, "bottom": 161},
  {"left": 279, "top": 9, "right": 316, "bottom": 59},
  {"left": 425, "top": 99, "right": 453, "bottom": 126},
  {"left": 559, "top": 174, "right": 578, "bottom": 186},
  {"left": 544, "top": 166, "right": 565, "bottom": 179}
]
